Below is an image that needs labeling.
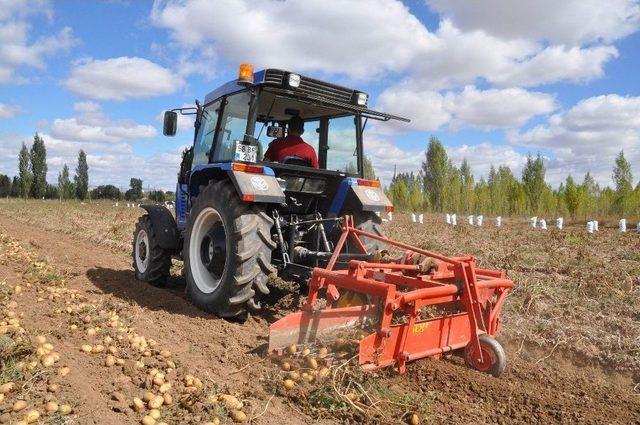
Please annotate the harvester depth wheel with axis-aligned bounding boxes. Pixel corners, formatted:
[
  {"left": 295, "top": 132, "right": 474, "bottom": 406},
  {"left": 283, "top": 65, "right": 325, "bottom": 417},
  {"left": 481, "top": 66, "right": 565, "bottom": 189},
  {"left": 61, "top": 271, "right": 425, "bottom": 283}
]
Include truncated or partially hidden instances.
[
  {"left": 184, "top": 180, "right": 275, "bottom": 318},
  {"left": 464, "top": 335, "right": 506, "bottom": 377},
  {"left": 132, "top": 215, "right": 171, "bottom": 286}
]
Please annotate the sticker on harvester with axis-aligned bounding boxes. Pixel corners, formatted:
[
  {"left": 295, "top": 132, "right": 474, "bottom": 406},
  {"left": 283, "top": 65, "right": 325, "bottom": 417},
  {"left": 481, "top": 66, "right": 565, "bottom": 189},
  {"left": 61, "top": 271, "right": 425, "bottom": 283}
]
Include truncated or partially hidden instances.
[
  {"left": 250, "top": 176, "right": 268, "bottom": 191},
  {"left": 412, "top": 322, "right": 430, "bottom": 333},
  {"left": 364, "top": 188, "right": 380, "bottom": 202},
  {"left": 234, "top": 142, "right": 257, "bottom": 162}
]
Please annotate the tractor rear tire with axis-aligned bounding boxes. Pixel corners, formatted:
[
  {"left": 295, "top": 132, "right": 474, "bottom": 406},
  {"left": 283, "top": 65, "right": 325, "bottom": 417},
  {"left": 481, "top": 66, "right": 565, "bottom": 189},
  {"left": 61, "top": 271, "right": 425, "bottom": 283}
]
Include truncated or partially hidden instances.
[
  {"left": 132, "top": 215, "right": 171, "bottom": 287},
  {"left": 351, "top": 212, "right": 385, "bottom": 253},
  {"left": 184, "top": 180, "right": 275, "bottom": 318}
]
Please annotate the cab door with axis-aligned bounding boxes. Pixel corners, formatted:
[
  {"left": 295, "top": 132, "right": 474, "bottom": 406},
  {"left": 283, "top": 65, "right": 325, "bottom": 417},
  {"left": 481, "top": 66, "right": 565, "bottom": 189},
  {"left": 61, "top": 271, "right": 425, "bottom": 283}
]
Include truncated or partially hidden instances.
[{"left": 192, "top": 100, "right": 222, "bottom": 167}]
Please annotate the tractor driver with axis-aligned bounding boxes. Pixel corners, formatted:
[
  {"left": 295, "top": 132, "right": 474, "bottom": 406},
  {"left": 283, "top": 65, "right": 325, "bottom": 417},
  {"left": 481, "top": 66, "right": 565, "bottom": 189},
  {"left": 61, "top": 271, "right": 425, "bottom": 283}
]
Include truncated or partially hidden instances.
[{"left": 263, "top": 116, "right": 319, "bottom": 168}]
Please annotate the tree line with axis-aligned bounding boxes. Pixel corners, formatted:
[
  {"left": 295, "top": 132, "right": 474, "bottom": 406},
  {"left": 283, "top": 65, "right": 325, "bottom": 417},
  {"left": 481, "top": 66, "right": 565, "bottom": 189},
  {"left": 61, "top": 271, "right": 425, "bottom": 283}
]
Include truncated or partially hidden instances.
[
  {"left": 386, "top": 137, "right": 640, "bottom": 220},
  {"left": 0, "top": 133, "right": 169, "bottom": 202},
  {"left": 0, "top": 133, "right": 89, "bottom": 200}
]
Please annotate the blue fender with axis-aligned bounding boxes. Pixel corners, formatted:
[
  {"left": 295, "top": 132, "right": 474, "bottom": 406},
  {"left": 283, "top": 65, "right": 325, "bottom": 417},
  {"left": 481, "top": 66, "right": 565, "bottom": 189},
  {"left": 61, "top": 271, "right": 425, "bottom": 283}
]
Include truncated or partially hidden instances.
[{"left": 140, "top": 204, "right": 179, "bottom": 250}]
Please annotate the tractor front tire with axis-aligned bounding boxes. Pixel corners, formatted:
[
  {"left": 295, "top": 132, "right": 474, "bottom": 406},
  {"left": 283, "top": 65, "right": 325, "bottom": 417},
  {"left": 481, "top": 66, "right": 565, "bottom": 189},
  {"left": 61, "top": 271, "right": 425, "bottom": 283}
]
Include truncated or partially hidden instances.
[
  {"left": 184, "top": 180, "right": 275, "bottom": 318},
  {"left": 132, "top": 215, "right": 171, "bottom": 286}
]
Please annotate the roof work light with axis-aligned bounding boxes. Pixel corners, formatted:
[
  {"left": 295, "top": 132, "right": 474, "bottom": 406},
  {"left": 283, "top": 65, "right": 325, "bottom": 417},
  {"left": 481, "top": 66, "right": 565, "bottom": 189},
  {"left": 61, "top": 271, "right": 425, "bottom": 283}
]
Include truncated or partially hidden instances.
[
  {"left": 287, "top": 73, "right": 301, "bottom": 88},
  {"left": 355, "top": 92, "right": 368, "bottom": 106}
]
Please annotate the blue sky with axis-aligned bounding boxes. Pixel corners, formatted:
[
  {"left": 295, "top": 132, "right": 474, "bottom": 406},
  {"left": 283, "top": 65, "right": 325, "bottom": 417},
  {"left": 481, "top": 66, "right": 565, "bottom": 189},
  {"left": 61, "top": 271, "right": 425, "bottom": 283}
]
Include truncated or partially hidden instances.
[{"left": 1, "top": 0, "right": 639, "bottom": 191}]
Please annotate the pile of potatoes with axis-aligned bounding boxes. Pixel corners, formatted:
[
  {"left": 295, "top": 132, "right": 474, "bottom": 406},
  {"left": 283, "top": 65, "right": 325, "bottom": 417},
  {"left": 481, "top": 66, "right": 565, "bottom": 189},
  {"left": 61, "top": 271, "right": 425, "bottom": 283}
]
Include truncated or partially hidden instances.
[
  {"left": 276, "top": 343, "right": 335, "bottom": 391},
  {"left": 272, "top": 338, "right": 422, "bottom": 425},
  {"left": 0, "top": 290, "right": 73, "bottom": 423},
  {"left": 72, "top": 305, "right": 246, "bottom": 424}
]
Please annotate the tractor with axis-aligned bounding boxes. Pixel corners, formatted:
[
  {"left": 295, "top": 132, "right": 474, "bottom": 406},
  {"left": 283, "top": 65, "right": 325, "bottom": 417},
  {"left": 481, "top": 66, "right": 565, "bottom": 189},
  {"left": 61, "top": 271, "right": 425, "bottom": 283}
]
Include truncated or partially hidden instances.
[
  {"left": 132, "top": 64, "right": 513, "bottom": 376},
  {"left": 133, "top": 64, "right": 406, "bottom": 318}
]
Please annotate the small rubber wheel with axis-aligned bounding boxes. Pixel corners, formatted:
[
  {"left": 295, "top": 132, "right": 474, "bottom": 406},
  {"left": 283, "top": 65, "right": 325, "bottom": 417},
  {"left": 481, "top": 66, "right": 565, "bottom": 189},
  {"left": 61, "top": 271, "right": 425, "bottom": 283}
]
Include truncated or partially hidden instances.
[{"left": 464, "top": 335, "right": 506, "bottom": 377}]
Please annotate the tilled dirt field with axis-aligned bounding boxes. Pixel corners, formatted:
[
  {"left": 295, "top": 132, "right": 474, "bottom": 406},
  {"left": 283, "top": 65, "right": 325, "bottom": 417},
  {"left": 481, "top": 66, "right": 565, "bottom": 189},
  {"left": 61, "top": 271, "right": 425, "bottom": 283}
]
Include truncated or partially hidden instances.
[{"left": 0, "top": 200, "right": 639, "bottom": 424}]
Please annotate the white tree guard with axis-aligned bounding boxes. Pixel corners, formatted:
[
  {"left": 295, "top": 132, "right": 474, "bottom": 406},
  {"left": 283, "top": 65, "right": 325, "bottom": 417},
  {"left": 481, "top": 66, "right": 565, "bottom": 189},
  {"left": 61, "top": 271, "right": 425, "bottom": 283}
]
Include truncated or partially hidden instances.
[
  {"left": 495, "top": 216, "right": 502, "bottom": 227},
  {"left": 619, "top": 219, "right": 626, "bottom": 233},
  {"left": 587, "top": 221, "right": 594, "bottom": 233},
  {"left": 476, "top": 215, "right": 483, "bottom": 227},
  {"left": 446, "top": 213, "right": 451, "bottom": 224},
  {"left": 556, "top": 217, "right": 564, "bottom": 230},
  {"left": 530, "top": 216, "right": 537, "bottom": 229},
  {"left": 540, "top": 219, "right": 547, "bottom": 230},
  {"left": 451, "top": 214, "right": 457, "bottom": 226},
  {"left": 467, "top": 215, "right": 474, "bottom": 226}
]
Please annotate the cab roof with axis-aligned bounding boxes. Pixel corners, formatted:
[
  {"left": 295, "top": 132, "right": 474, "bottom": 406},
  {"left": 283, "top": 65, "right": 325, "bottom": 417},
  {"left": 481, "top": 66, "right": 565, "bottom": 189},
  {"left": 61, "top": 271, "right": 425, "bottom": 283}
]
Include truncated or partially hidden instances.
[{"left": 203, "top": 68, "right": 409, "bottom": 123}]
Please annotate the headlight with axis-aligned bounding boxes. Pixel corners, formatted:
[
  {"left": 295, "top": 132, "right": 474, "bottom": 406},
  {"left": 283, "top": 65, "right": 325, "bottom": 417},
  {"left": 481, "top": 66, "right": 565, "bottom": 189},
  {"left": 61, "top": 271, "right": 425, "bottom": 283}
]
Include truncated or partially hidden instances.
[
  {"left": 356, "top": 92, "right": 368, "bottom": 106},
  {"left": 288, "top": 73, "right": 301, "bottom": 88}
]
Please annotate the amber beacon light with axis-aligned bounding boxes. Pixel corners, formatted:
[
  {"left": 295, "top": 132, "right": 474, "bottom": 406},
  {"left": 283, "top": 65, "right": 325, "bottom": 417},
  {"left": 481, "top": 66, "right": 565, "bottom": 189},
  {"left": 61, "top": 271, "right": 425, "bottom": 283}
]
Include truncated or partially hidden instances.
[{"left": 238, "top": 63, "right": 254, "bottom": 84}]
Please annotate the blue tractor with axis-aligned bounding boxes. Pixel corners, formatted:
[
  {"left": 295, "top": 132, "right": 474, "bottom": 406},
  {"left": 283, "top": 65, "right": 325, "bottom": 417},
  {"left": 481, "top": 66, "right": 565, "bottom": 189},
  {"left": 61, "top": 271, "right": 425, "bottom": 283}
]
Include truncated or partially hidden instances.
[{"left": 132, "top": 64, "right": 409, "bottom": 318}]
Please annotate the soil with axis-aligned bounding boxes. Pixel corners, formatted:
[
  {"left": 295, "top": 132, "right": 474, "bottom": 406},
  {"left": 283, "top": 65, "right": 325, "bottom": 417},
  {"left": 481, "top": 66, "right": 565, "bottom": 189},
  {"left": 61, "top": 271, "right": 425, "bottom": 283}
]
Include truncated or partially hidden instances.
[{"left": 0, "top": 210, "right": 638, "bottom": 424}]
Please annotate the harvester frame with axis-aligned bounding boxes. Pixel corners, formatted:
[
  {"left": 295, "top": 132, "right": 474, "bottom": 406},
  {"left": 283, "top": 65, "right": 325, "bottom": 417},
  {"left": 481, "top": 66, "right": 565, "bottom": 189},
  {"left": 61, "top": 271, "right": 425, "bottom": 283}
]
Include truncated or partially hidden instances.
[{"left": 269, "top": 216, "right": 514, "bottom": 376}]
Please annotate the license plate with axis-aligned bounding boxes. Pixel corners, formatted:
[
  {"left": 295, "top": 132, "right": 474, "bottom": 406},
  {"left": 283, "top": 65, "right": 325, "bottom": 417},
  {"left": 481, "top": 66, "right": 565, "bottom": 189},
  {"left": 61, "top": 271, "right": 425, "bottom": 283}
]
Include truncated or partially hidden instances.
[{"left": 234, "top": 142, "right": 257, "bottom": 162}]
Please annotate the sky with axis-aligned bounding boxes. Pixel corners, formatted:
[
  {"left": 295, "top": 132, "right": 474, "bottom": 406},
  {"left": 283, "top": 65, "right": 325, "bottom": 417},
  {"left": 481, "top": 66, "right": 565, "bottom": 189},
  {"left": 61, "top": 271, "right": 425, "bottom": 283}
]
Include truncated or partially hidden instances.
[{"left": 1, "top": 0, "right": 640, "bottom": 191}]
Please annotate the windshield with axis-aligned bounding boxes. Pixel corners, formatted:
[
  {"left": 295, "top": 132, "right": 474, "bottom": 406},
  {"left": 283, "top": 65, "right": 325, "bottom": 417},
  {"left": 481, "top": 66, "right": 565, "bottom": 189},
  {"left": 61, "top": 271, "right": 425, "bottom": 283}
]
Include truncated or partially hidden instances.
[
  {"left": 326, "top": 116, "right": 358, "bottom": 173},
  {"left": 256, "top": 114, "right": 360, "bottom": 173}
]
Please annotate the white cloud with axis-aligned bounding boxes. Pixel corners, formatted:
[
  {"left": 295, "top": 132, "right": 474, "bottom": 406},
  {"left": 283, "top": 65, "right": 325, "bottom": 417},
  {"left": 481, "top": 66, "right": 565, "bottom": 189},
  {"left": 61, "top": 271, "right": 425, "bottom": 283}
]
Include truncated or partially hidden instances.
[
  {"left": 376, "top": 85, "right": 556, "bottom": 132},
  {"left": 447, "top": 86, "right": 556, "bottom": 130},
  {"left": 508, "top": 94, "right": 640, "bottom": 185},
  {"left": 376, "top": 90, "right": 451, "bottom": 132},
  {"left": 150, "top": 0, "right": 436, "bottom": 79},
  {"left": 50, "top": 102, "right": 157, "bottom": 143},
  {"left": 401, "top": 21, "right": 618, "bottom": 90},
  {"left": 0, "top": 104, "right": 21, "bottom": 119},
  {"left": 490, "top": 45, "right": 618, "bottom": 87},
  {"left": 151, "top": 1, "right": 625, "bottom": 90},
  {"left": 64, "top": 57, "right": 185, "bottom": 101},
  {"left": 0, "top": 1, "right": 76, "bottom": 83},
  {"left": 427, "top": 0, "right": 640, "bottom": 45}
]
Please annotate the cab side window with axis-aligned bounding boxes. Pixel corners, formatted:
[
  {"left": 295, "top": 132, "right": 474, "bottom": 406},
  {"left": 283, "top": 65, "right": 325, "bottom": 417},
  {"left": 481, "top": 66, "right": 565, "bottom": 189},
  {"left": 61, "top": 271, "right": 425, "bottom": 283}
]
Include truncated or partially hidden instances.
[{"left": 192, "top": 101, "right": 221, "bottom": 166}]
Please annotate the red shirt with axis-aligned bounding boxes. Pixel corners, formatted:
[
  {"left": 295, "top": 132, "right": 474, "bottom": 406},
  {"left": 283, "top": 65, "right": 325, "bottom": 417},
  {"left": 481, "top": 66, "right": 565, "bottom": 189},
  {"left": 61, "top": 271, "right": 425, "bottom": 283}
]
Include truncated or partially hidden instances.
[{"left": 264, "top": 135, "right": 319, "bottom": 168}]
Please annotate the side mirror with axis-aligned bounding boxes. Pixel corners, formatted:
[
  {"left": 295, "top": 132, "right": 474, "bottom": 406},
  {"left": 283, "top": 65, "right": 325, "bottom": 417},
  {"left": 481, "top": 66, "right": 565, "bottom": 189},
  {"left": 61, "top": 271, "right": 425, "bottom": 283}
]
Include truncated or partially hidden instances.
[{"left": 163, "top": 111, "right": 178, "bottom": 136}]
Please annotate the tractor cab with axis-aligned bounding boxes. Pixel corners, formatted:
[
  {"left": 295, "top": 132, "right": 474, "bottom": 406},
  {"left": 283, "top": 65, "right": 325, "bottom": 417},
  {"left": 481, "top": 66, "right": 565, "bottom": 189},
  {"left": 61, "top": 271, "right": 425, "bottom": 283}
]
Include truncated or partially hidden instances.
[{"left": 165, "top": 65, "right": 408, "bottom": 221}]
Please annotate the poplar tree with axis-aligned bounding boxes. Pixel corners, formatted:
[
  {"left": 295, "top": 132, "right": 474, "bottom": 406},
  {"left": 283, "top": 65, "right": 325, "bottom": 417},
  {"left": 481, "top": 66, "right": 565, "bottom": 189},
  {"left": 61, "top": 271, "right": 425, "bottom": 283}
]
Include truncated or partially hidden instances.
[
  {"left": 612, "top": 150, "right": 633, "bottom": 215},
  {"left": 75, "top": 150, "right": 89, "bottom": 200},
  {"left": 522, "top": 154, "right": 546, "bottom": 215},
  {"left": 58, "top": 164, "right": 74, "bottom": 200},
  {"left": 422, "top": 137, "right": 449, "bottom": 212},
  {"left": 459, "top": 159, "right": 474, "bottom": 213},
  {"left": 30, "top": 133, "right": 48, "bottom": 199},
  {"left": 0, "top": 175, "right": 10, "bottom": 197},
  {"left": 18, "top": 142, "right": 32, "bottom": 198}
]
